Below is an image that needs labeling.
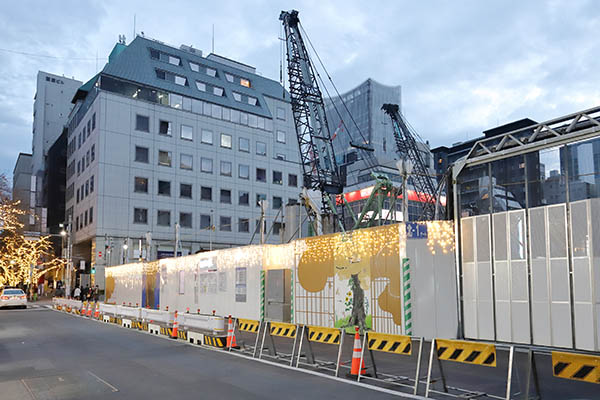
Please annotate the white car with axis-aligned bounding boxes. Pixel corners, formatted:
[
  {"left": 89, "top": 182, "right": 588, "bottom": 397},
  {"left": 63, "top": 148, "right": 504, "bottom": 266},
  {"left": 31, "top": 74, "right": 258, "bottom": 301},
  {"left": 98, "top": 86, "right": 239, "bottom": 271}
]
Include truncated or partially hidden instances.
[{"left": 0, "top": 288, "right": 28, "bottom": 309}]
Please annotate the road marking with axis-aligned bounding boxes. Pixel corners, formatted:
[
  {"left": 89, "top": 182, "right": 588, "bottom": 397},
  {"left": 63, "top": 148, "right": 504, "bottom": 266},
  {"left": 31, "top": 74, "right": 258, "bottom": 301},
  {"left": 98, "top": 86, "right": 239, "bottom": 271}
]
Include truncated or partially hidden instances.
[
  {"left": 20, "top": 379, "right": 37, "bottom": 400},
  {"left": 87, "top": 371, "right": 119, "bottom": 392}
]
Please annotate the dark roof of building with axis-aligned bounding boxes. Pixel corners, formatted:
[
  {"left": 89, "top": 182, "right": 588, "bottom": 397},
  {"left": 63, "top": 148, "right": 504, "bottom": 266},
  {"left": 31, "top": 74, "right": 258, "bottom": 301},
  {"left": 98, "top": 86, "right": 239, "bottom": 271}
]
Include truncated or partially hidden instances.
[{"left": 93, "top": 36, "right": 288, "bottom": 118}]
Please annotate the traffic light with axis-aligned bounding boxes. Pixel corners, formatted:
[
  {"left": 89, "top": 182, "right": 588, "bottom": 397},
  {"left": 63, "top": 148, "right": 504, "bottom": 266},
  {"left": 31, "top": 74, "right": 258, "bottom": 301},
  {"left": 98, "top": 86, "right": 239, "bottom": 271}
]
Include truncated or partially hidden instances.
[{"left": 91, "top": 267, "right": 96, "bottom": 274}]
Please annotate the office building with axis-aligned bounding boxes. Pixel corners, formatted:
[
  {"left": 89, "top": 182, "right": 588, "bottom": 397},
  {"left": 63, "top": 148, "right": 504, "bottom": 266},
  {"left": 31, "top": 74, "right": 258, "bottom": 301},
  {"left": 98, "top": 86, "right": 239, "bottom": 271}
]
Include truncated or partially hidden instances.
[
  {"left": 12, "top": 153, "right": 34, "bottom": 232},
  {"left": 65, "top": 36, "right": 299, "bottom": 288},
  {"left": 31, "top": 71, "right": 81, "bottom": 232}
]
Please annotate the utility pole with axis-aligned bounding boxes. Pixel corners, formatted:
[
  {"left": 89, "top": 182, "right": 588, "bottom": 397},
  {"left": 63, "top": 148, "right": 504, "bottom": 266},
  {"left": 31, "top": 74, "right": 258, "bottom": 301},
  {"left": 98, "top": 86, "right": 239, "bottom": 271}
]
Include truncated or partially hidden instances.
[
  {"left": 397, "top": 159, "right": 413, "bottom": 223},
  {"left": 259, "top": 200, "right": 268, "bottom": 244},
  {"left": 210, "top": 209, "right": 214, "bottom": 251},
  {"left": 64, "top": 214, "right": 73, "bottom": 298}
]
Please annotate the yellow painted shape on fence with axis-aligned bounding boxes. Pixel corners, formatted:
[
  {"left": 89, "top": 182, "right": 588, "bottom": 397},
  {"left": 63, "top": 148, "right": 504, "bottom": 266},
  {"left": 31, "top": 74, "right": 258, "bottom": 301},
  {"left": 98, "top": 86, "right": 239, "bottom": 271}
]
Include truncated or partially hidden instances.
[
  {"left": 270, "top": 322, "right": 297, "bottom": 338},
  {"left": 307, "top": 326, "right": 341, "bottom": 344},
  {"left": 436, "top": 339, "right": 496, "bottom": 367},
  {"left": 552, "top": 351, "right": 600, "bottom": 384},
  {"left": 367, "top": 332, "right": 412, "bottom": 355},
  {"left": 204, "top": 335, "right": 226, "bottom": 348},
  {"left": 238, "top": 319, "right": 260, "bottom": 333}
]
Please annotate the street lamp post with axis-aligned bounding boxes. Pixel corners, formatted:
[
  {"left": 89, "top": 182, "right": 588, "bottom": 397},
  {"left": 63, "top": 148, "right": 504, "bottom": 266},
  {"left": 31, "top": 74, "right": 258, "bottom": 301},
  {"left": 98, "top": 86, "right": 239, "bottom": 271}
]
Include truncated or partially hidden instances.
[{"left": 62, "top": 215, "right": 73, "bottom": 298}]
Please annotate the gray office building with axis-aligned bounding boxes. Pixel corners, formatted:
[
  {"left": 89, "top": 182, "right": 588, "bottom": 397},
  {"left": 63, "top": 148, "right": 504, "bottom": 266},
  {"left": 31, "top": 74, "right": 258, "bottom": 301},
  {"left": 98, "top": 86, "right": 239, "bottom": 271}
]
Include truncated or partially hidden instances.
[
  {"left": 65, "top": 36, "right": 300, "bottom": 288},
  {"left": 30, "top": 72, "right": 81, "bottom": 232}
]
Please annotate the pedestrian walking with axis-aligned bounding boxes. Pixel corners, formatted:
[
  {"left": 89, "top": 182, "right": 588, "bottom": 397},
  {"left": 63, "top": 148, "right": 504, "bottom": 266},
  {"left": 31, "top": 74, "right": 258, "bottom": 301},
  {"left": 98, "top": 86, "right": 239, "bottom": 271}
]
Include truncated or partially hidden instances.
[
  {"left": 74, "top": 286, "right": 81, "bottom": 300},
  {"left": 92, "top": 285, "right": 99, "bottom": 302}
]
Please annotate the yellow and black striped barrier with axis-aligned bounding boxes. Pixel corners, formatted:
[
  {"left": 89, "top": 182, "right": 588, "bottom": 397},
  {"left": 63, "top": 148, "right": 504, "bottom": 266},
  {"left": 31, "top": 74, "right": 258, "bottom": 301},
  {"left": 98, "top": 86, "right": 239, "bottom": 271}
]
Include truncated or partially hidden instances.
[
  {"left": 269, "top": 321, "right": 297, "bottom": 338},
  {"left": 297, "top": 325, "right": 345, "bottom": 377},
  {"left": 552, "top": 351, "right": 600, "bottom": 384},
  {"left": 435, "top": 339, "right": 496, "bottom": 367},
  {"left": 366, "top": 332, "right": 412, "bottom": 355},
  {"left": 204, "top": 335, "right": 226, "bottom": 348},
  {"left": 426, "top": 339, "right": 515, "bottom": 399},
  {"left": 260, "top": 322, "right": 301, "bottom": 366},
  {"left": 306, "top": 326, "right": 341, "bottom": 344},
  {"left": 133, "top": 320, "right": 148, "bottom": 331},
  {"left": 238, "top": 318, "right": 260, "bottom": 333}
]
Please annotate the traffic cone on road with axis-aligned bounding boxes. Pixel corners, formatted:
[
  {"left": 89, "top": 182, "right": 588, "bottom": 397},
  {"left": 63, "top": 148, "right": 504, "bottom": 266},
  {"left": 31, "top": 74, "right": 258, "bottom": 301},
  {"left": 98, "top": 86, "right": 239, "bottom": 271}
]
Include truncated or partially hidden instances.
[
  {"left": 226, "top": 315, "right": 238, "bottom": 349},
  {"left": 171, "top": 311, "right": 179, "bottom": 339},
  {"left": 348, "top": 327, "right": 366, "bottom": 377},
  {"left": 94, "top": 302, "right": 100, "bottom": 319},
  {"left": 87, "top": 302, "right": 94, "bottom": 317}
]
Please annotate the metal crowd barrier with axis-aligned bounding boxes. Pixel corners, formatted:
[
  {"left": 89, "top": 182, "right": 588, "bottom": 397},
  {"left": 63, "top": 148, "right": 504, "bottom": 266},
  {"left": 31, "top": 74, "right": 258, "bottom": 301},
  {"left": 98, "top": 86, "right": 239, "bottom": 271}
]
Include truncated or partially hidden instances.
[
  {"left": 259, "top": 321, "right": 301, "bottom": 366},
  {"left": 229, "top": 318, "right": 263, "bottom": 356},
  {"left": 295, "top": 325, "right": 345, "bottom": 377}
]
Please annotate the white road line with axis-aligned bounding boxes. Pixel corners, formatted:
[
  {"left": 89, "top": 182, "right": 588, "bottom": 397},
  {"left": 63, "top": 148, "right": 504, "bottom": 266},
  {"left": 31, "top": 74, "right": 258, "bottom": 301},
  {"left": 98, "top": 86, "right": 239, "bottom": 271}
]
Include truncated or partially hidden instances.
[
  {"left": 20, "top": 379, "right": 37, "bottom": 400},
  {"left": 87, "top": 371, "right": 119, "bottom": 392}
]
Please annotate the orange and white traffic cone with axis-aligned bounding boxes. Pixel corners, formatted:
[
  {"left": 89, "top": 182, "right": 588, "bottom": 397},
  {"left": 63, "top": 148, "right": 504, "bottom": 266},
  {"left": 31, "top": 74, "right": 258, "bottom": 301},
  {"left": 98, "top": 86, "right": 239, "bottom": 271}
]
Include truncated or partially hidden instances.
[
  {"left": 87, "top": 302, "right": 94, "bottom": 317},
  {"left": 349, "top": 327, "right": 366, "bottom": 377},
  {"left": 226, "top": 315, "right": 238, "bottom": 349},
  {"left": 171, "top": 311, "right": 179, "bottom": 339},
  {"left": 94, "top": 303, "right": 100, "bottom": 319}
]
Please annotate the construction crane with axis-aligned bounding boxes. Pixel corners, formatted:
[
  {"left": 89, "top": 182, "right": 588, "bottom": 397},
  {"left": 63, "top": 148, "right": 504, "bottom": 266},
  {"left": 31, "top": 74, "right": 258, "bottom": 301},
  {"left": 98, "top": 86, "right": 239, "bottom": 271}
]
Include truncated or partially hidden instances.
[
  {"left": 382, "top": 103, "right": 443, "bottom": 220},
  {"left": 279, "top": 10, "right": 344, "bottom": 233}
]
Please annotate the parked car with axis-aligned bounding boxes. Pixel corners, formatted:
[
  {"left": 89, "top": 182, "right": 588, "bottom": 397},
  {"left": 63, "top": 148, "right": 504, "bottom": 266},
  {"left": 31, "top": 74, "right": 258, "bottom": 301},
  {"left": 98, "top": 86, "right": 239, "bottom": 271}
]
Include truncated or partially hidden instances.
[{"left": 0, "top": 287, "right": 27, "bottom": 309}]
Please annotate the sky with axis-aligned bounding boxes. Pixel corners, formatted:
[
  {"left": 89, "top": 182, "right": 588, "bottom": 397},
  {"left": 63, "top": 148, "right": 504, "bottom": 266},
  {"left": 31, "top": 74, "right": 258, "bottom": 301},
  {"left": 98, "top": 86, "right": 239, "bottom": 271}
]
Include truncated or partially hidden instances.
[{"left": 1, "top": 0, "right": 599, "bottom": 178}]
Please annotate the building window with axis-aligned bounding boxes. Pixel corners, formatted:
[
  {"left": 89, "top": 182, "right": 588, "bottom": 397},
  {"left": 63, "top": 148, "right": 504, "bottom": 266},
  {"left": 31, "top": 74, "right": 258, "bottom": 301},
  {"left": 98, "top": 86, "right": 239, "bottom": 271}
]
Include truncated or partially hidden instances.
[
  {"left": 134, "top": 177, "right": 148, "bottom": 193},
  {"left": 87, "top": 120, "right": 91, "bottom": 136},
  {"left": 276, "top": 153, "right": 285, "bottom": 161},
  {"left": 158, "top": 150, "right": 172, "bottom": 167},
  {"left": 91, "top": 144, "right": 95, "bottom": 161},
  {"left": 200, "top": 214, "right": 212, "bottom": 229},
  {"left": 206, "top": 67, "right": 217, "bottom": 77},
  {"left": 90, "top": 175, "right": 94, "bottom": 193},
  {"left": 220, "top": 189, "right": 231, "bottom": 204},
  {"left": 201, "top": 130, "right": 213, "bottom": 145},
  {"left": 256, "top": 193, "right": 267, "bottom": 207},
  {"left": 169, "top": 93, "right": 183, "bottom": 108},
  {"left": 179, "top": 212, "right": 192, "bottom": 228},
  {"left": 220, "top": 161, "right": 232, "bottom": 176},
  {"left": 92, "top": 113, "right": 96, "bottom": 130},
  {"left": 89, "top": 207, "right": 93, "bottom": 224},
  {"left": 276, "top": 130, "right": 286, "bottom": 143},
  {"left": 135, "top": 146, "right": 149, "bottom": 163},
  {"left": 189, "top": 62, "right": 200, "bottom": 72},
  {"left": 75, "top": 216, "right": 79, "bottom": 231},
  {"left": 201, "top": 186, "right": 212, "bottom": 201},
  {"left": 273, "top": 222, "right": 282, "bottom": 236},
  {"left": 273, "top": 196, "right": 283, "bottom": 210},
  {"left": 256, "top": 141, "right": 266, "bottom": 156},
  {"left": 273, "top": 171, "right": 283, "bottom": 185},
  {"left": 180, "top": 153, "right": 193, "bottom": 170},
  {"left": 220, "top": 216, "right": 231, "bottom": 231},
  {"left": 276, "top": 107, "right": 286, "bottom": 120},
  {"left": 157, "top": 210, "right": 171, "bottom": 226},
  {"left": 232, "top": 92, "right": 242, "bottom": 102},
  {"left": 76, "top": 188, "right": 80, "bottom": 203},
  {"left": 220, "top": 133, "right": 232, "bottom": 149},
  {"left": 256, "top": 168, "right": 266, "bottom": 182},
  {"left": 239, "top": 137, "right": 250, "bottom": 152},
  {"left": 288, "top": 174, "right": 298, "bottom": 187},
  {"left": 136, "top": 114, "right": 150, "bottom": 132},
  {"left": 213, "top": 105, "right": 223, "bottom": 119},
  {"left": 248, "top": 96, "right": 258, "bottom": 106},
  {"left": 168, "top": 55, "right": 181, "bottom": 66},
  {"left": 225, "top": 73, "right": 234, "bottom": 83},
  {"left": 239, "top": 191, "right": 249, "bottom": 206},
  {"left": 85, "top": 180, "right": 89, "bottom": 196},
  {"left": 77, "top": 160, "right": 81, "bottom": 176},
  {"left": 240, "top": 78, "right": 251, "bottom": 88},
  {"left": 213, "top": 86, "right": 224, "bottom": 96},
  {"left": 86, "top": 150, "right": 90, "bottom": 167},
  {"left": 196, "top": 81, "right": 206, "bottom": 92},
  {"left": 181, "top": 124, "right": 193, "bottom": 141},
  {"left": 84, "top": 210, "right": 88, "bottom": 226},
  {"left": 134, "top": 208, "right": 148, "bottom": 224},
  {"left": 158, "top": 180, "right": 171, "bottom": 196},
  {"left": 238, "top": 218, "right": 249, "bottom": 233},
  {"left": 239, "top": 164, "right": 249, "bottom": 179},
  {"left": 174, "top": 75, "right": 187, "bottom": 86},
  {"left": 159, "top": 120, "right": 172, "bottom": 136},
  {"left": 201, "top": 158, "right": 213, "bottom": 173},
  {"left": 180, "top": 183, "right": 192, "bottom": 199}
]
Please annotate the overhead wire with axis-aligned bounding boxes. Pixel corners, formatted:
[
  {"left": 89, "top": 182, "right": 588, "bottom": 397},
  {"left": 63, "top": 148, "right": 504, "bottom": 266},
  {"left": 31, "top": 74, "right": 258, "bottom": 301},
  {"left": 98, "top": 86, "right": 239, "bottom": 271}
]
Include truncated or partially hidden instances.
[{"left": 298, "top": 23, "right": 378, "bottom": 172}]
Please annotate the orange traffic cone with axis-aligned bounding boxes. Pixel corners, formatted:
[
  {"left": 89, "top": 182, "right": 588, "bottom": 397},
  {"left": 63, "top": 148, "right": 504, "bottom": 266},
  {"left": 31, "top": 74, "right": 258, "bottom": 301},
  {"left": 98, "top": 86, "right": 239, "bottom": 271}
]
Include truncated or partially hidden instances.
[
  {"left": 349, "top": 327, "right": 367, "bottom": 377},
  {"left": 226, "top": 315, "right": 238, "bottom": 349},
  {"left": 87, "top": 302, "right": 94, "bottom": 317},
  {"left": 94, "top": 303, "right": 100, "bottom": 319},
  {"left": 171, "top": 311, "right": 179, "bottom": 339}
]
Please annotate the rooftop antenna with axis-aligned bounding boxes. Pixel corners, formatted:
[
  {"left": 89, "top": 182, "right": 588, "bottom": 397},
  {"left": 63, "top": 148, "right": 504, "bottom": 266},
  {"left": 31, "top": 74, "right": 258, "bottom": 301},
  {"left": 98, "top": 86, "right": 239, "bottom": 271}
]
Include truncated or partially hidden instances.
[
  {"left": 133, "top": 14, "right": 136, "bottom": 39},
  {"left": 212, "top": 24, "right": 215, "bottom": 53}
]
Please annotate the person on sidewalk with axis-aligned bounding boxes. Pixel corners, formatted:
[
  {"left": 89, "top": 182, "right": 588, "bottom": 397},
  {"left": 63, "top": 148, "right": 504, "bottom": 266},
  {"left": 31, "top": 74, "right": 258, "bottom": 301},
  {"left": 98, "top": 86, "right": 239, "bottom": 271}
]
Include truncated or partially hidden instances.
[{"left": 74, "top": 286, "right": 81, "bottom": 300}]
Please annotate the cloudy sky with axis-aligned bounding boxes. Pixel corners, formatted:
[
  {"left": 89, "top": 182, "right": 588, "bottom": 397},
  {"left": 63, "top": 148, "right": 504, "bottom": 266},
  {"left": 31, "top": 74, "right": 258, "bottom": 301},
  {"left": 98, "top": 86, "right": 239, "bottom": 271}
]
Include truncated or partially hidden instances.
[{"left": 1, "top": 0, "right": 599, "bottom": 177}]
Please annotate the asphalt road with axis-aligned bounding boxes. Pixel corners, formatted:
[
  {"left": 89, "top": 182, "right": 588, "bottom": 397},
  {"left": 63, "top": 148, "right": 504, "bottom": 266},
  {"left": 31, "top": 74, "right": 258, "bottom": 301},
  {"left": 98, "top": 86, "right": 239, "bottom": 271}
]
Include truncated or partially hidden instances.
[
  {"left": 0, "top": 305, "right": 407, "bottom": 400},
  {"left": 1, "top": 305, "right": 597, "bottom": 399}
]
